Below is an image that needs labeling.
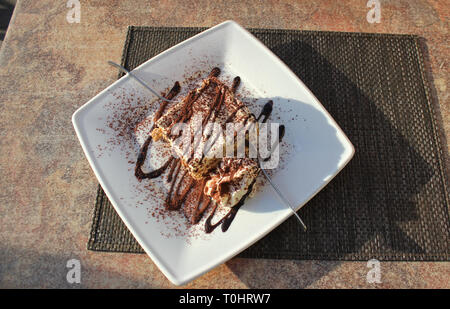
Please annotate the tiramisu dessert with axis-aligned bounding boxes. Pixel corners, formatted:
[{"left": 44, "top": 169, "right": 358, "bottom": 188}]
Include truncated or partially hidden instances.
[{"left": 134, "top": 68, "right": 281, "bottom": 233}]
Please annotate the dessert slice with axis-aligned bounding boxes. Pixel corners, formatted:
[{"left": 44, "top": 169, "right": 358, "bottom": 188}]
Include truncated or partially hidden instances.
[{"left": 151, "top": 68, "right": 257, "bottom": 180}]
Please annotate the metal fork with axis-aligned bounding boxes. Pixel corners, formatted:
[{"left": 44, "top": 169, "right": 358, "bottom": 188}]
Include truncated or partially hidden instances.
[{"left": 108, "top": 61, "right": 176, "bottom": 103}]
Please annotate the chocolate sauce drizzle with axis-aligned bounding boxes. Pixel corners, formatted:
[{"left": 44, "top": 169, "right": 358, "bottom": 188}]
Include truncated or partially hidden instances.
[
  {"left": 135, "top": 81, "right": 181, "bottom": 180},
  {"left": 134, "top": 68, "right": 281, "bottom": 234},
  {"left": 231, "top": 76, "right": 241, "bottom": 93},
  {"left": 256, "top": 100, "right": 273, "bottom": 123}
]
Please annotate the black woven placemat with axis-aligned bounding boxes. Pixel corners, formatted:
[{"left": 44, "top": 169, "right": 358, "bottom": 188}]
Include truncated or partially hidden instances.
[{"left": 88, "top": 26, "right": 450, "bottom": 261}]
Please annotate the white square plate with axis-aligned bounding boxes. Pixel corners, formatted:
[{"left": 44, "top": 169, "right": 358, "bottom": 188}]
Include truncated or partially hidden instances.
[{"left": 72, "top": 21, "right": 354, "bottom": 285}]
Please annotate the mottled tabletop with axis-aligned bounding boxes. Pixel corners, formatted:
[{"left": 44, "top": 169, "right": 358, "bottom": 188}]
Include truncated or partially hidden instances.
[{"left": 0, "top": 0, "right": 448, "bottom": 288}]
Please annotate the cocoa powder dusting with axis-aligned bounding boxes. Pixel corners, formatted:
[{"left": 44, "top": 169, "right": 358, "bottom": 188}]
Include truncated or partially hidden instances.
[{"left": 94, "top": 64, "right": 292, "bottom": 242}]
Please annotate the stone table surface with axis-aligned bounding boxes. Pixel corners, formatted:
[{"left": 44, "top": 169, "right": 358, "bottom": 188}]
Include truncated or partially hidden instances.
[{"left": 0, "top": 0, "right": 448, "bottom": 288}]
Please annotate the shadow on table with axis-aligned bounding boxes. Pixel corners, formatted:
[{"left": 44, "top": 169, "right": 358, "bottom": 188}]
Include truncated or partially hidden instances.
[
  {"left": 226, "top": 258, "right": 340, "bottom": 288},
  {"left": 227, "top": 35, "right": 441, "bottom": 287}
]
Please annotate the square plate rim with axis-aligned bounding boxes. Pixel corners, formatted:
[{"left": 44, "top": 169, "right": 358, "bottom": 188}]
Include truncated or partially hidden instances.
[{"left": 72, "top": 20, "right": 355, "bottom": 285}]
